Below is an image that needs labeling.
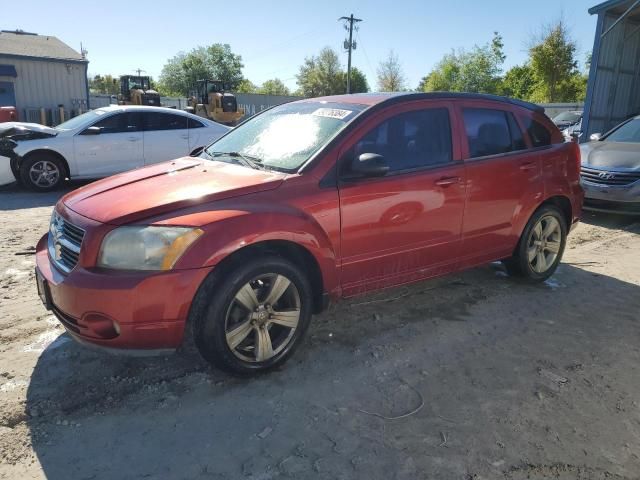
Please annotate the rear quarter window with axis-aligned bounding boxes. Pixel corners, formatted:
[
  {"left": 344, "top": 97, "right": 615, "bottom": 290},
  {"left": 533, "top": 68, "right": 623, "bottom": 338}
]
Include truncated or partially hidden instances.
[{"left": 522, "top": 117, "right": 552, "bottom": 147}]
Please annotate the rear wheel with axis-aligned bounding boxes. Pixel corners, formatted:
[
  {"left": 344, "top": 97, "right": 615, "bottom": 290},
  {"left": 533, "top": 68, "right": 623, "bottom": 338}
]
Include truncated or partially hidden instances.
[
  {"left": 20, "top": 153, "right": 65, "bottom": 191},
  {"left": 192, "top": 256, "right": 313, "bottom": 375},
  {"left": 503, "top": 205, "right": 567, "bottom": 282}
]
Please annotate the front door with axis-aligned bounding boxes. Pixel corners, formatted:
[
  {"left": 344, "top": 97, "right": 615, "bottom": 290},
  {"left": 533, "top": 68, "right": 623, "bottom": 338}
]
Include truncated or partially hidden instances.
[
  {"left": 338, "top": 102, "right": 466, "bottom": 297},
  {"left": 74, "top": 111, "right": 144, "bottom": 177},
  {"left": 0, "top": 81, "right": 16, "bottom": 107}
]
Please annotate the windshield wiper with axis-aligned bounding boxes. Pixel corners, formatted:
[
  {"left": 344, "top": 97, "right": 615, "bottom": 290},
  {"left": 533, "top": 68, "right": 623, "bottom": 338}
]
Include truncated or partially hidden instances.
[{"left": 209, "top": 151, "right": 264, "bottom": 170}]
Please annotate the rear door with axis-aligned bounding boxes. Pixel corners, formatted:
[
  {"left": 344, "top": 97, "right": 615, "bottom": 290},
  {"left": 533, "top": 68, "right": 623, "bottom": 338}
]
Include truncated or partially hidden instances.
[
  {"left": 74, "top": 111, "right": 144, "bottom": 177},
  {"left": 338, "top": 101, "right": 467, "bottom": 296},
  {"left": 142, "top": 112, "right": 190, "bottom": 164},
  {"left": 456, "top": 103, "right": 543, "bottom": 266}
]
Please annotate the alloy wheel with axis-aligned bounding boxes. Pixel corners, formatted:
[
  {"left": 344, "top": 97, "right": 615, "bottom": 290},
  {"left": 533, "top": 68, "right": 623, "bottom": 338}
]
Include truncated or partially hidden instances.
[
  {"left": 224, "top": 273, "right": 301, "bottom": 363},
  {"left": 29, "top": 160, "right": 60, "bottom": 188},
  {"left": 527, "top": 215, "right": 562, "bottom": 273}
]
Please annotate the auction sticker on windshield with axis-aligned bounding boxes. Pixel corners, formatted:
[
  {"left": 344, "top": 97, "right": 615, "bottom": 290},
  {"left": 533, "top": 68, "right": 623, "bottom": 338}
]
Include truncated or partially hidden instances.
[{"left": 312, "top": 108, "right": 353, "bottom": 120}]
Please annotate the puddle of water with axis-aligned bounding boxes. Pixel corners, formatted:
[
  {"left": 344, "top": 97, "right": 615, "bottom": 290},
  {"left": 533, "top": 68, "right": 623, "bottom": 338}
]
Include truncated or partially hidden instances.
[
  {"left": 544, "top": 277, "right": 565, "bottom": 289},
  {"left": 22, "top": 330, "right": 70, "bottom": 353}
]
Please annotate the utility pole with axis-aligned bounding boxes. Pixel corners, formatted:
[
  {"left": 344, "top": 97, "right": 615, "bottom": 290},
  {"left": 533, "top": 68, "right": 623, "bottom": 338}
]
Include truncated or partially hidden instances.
[
  {"left": 135, "top": 68, "right": 146, "bottom": 76},
  {"left": 339, "top": 14, "right": 362, "bottom": 94}
]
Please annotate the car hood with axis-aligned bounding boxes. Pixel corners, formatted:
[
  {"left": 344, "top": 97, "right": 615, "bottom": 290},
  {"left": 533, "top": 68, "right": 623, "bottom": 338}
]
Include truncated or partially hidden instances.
[
  {"left": 580, "top": 141, "right": 640, "bottom": 171},
  {"left": 63, "top": 157, "right": 286, "bottom": 225},
  {"left": 0, "top": 122, "right": 58, "bottom": 140}
]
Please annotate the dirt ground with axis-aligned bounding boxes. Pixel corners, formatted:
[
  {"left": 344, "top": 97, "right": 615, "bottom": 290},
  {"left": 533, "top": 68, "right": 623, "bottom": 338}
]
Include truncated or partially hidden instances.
[{"left": 0, "top": 183, "right": 639, "bottom": 480}]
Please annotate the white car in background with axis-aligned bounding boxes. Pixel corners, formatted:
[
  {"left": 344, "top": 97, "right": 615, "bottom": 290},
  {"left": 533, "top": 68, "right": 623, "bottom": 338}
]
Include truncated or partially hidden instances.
[{"left": 0, "top": 106, "right": 229, "bottom": 191}]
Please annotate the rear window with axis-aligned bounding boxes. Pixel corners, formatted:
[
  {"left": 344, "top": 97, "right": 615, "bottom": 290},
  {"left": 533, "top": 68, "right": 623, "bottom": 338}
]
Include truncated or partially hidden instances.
[
  {"left": 522, "top": 117, "right": 552, "bottom": 147},
  {"left": 463, "top": 108, "right": 527, "bottom": 158}
]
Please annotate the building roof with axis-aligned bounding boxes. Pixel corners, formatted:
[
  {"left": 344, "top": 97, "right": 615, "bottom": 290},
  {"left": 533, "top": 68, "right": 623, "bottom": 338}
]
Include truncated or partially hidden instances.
[
  {"left": 0, "top": 30, "right": 86, "bottom": 62},
  {"left": 589, "top": 0, "right": 636, "bottom": 15}
]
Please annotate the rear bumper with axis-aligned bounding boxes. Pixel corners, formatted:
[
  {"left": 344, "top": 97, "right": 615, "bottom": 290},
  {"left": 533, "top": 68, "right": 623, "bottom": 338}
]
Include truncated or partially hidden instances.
[{"left": 36, "top": 234, "right": 213, "bottom": 350}]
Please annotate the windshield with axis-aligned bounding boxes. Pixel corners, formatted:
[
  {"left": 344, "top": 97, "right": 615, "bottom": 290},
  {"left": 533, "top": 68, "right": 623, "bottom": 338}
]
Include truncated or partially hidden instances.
[
  {"left": 204, "top": 101, "right": 364, "bottom": 171},
  {"left": 553, "top": 111, "right": 582, "bottom": 124},
  {"left": 55, "top": 109, "right": 108, "bottom": 131},
  {"left": 604, "top": 118, "right": 640, "bottom": 143}
]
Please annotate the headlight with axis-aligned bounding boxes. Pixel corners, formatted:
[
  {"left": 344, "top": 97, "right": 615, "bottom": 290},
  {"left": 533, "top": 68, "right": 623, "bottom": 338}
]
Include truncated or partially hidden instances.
[{"left": 98, "top": 226, "right": 203, "bottom": 271}]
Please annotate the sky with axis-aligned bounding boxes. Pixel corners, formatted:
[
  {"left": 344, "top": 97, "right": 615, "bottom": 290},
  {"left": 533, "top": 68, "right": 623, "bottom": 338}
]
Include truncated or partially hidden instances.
[{"left": 3, "top": 0, "right": 599, "bottom": 91}]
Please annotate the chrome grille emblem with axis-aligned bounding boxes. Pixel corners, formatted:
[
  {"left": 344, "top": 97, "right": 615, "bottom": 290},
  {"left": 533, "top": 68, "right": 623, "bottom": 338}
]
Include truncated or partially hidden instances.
[{"left": 598, "top": 171, "right": 616, "bottom": 180}]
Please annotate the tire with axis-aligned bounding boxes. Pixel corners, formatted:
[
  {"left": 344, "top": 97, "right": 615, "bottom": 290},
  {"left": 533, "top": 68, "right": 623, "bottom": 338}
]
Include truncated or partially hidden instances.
[
  {"left": 192, "top": 255, "right": 313, "bottom": 375},
  {"left": 502, "top": 204, "right": 567, "bottom": 282},
  {"left": 19, "top": 152, "right": 65, "bottom": 192}
]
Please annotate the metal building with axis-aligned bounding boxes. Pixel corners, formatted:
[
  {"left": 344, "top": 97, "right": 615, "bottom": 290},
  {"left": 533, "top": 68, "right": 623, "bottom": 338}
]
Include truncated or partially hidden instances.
[
  {"left": 583, "top": 0, "right": 640, "bottom": 140},
  {"left": 0, "top": 30, "right": 89, "bottom": 123}
]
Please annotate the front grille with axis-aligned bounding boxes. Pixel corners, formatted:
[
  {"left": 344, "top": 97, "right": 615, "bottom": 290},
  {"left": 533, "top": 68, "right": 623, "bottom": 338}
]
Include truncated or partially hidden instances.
[
  {"left": 581, "top": 166, "right": 640, "bottom": 186},
  {"left": 48, "top": 212, "right": 85, "bottom": 273}
]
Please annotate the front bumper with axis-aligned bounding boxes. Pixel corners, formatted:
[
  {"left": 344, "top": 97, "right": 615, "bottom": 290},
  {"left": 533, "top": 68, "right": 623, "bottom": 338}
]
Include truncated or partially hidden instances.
[
  {"left": 581, "top": 179, "right": 640, "bottom": 215},
  {"left": 35, "top": 234, "right": 213, "bottom": 350}
]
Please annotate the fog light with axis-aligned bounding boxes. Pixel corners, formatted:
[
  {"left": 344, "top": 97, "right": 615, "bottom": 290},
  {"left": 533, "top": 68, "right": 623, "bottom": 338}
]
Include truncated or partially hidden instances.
[{"left": 81, "top": 313, "right": 119, "bottom": 339}]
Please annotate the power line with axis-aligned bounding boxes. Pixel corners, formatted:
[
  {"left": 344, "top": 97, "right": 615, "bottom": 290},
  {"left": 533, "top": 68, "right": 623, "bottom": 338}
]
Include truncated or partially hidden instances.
[
  {"left": 339, "top": 14, "right": 363, "bottom": 93},
  {"left": 355, "top": 31, "right": 377, "bottom": 88}
]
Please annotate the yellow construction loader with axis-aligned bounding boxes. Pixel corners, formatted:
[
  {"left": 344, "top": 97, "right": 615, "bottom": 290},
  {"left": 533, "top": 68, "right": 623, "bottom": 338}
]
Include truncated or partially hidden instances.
[
  {"left": 118, "top": 75, "right": 161, "bottom": 106},
  {"left": 186, "top": 80, "right": 244, "bottom": 125}
]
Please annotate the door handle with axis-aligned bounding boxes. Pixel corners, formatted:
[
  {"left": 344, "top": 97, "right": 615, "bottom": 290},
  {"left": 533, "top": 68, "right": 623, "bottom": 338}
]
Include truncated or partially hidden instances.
[
  {"left": 127, "top": 137, "right": 140, "bottom": 142},
  {"left": 519, "top": 161, "right": 537, "bottom": 171},
  {"left": 435, "top": 176, "right": 461, "bottom": 187}
]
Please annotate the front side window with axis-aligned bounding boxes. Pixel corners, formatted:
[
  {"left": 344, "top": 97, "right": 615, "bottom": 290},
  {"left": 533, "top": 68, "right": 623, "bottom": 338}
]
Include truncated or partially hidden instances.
[
  {"left": 144, "top": 112, "right": 187, "bottom": 131},
  {"left": 204, "top": 101, "right": 364, "bottom": 171},
  {"left": 463, "top": 108, "right": 527, "bottom": 158},
  {"left": 90, "top": 112, "right": 141, "bottom": 134},
  {"left": 347, "top": 108, "right": 453, "bottom": 173},
  {"left": 604, "top": 118, "right": 640, "bottom": 143}
]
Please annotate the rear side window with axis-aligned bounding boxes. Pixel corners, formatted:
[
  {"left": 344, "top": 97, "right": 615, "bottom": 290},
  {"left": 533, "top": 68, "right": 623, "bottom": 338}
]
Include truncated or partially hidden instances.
[
  {"left": 522, "top": 117, "right": 552, "bottom": 147},
  {"left": 463, "top": 108, "right": 527, "bottom": 158},
  {"left": 350, "top": 108, "right": 453, "bottom": 173},
  {"left": 144, "top": 112, "right": 188, "bottom": 131},
  {"left": 188, "top": 117, "right": 204, "bottom": 129}
]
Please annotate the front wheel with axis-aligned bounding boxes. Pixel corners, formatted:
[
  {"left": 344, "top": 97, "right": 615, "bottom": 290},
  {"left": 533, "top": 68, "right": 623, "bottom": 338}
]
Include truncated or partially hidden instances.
[
  {"left": 19, "top": 153, "right": 65, "bottom": 191},
  {"left": 192, "top": 256, "right": 313, "bottom": 375},
  {"left": 503, "top": 205, "right": 567, "bottom": 282}
]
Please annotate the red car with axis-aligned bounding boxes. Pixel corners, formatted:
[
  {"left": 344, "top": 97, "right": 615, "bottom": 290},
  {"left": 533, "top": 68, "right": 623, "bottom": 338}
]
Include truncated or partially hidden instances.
[{"left": 35, "top": 93, "right": 583, "bottom": 374}]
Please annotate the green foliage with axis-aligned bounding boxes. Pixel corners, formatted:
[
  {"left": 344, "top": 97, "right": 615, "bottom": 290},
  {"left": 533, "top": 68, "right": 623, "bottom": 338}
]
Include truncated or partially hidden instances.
[
  {"left": 527, "top": 20, "right": 579, "bottom": 102},
  {"left": 296, "top": 47, "right": 345, "bottom": 97},
  {"left": 342, "top": 67, "right": 369, "bottom": 93},
  {"left": 419, "top": 32, "right": 505, "bottom": 94},
  {"left": 88, "top": 74, "right": 119, "bottom": 95},
  {"left": 377, "top": 50, "right": 407, "bottom": 92},
  {"left": 236, "top": 79, "right": 258, "bottom": 93},
  {"left": 158, "top": 44, "right": 244, "bottom": 97},
  {"left": 259, "top": 78, "right": 291, "bottom": 96},
  {"left": 500, "top": 64, "right": 536, "bottom": 100}
]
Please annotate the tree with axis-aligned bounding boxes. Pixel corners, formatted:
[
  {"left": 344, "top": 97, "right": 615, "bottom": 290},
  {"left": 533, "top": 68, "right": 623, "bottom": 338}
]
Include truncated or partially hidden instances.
[
  {"left": 419, "top": 32, "right": 505, "bottom": 94},
  {"left": 377, "top": 50, "right": 406, "bottom": 92},
  {"left": 88, "top": 74, "right": 119, "bottom": 95},
  {"left": 500, "top": 64, "right": 536, "bottom": 100},
  {"left": 527, "top": 20, "right": 579, "bottom": 102},
  {"left": 236, "top": 79, "right": 258, "bottom": 93},
  {"left": 259, "top": 78, "right": 291, "bottom": 96},
  {"left": 296, "top": 47, "right": 344, "bottom": 97},
  {"left": 343, "top": 67, "right": 369, "bottom": 93},
  {"left": 158, "top": 44, "right": 244, "bottom": 96}
]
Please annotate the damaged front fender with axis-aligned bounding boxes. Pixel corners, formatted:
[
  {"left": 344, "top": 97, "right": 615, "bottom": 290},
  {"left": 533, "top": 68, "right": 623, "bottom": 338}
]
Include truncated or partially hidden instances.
[{"left": 0, "top": 123, "right": 58, "bottom": 183}]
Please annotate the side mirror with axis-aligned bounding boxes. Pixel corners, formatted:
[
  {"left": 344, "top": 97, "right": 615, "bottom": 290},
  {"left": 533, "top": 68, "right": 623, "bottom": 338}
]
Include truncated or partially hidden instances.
[
  {"left": 590, "top": 132, "right": 602, "bottom": 141},
  {"left": 351, "top": 153, "right": 389, "bottom": 178},
  {"left": 83, "top": 126, "right": 101, "bottom": 135}
]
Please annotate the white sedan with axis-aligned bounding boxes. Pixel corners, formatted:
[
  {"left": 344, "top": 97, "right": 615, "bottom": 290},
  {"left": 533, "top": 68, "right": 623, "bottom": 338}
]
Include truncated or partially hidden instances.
[{"left": 0, "top": 106, "right": 230, "bottom": 191}]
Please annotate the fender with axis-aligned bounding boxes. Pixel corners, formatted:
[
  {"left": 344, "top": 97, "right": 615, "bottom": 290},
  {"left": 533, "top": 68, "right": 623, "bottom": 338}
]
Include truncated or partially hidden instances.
[{"left": 173, "top": 203, "right": 341, "bottom": 297}]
